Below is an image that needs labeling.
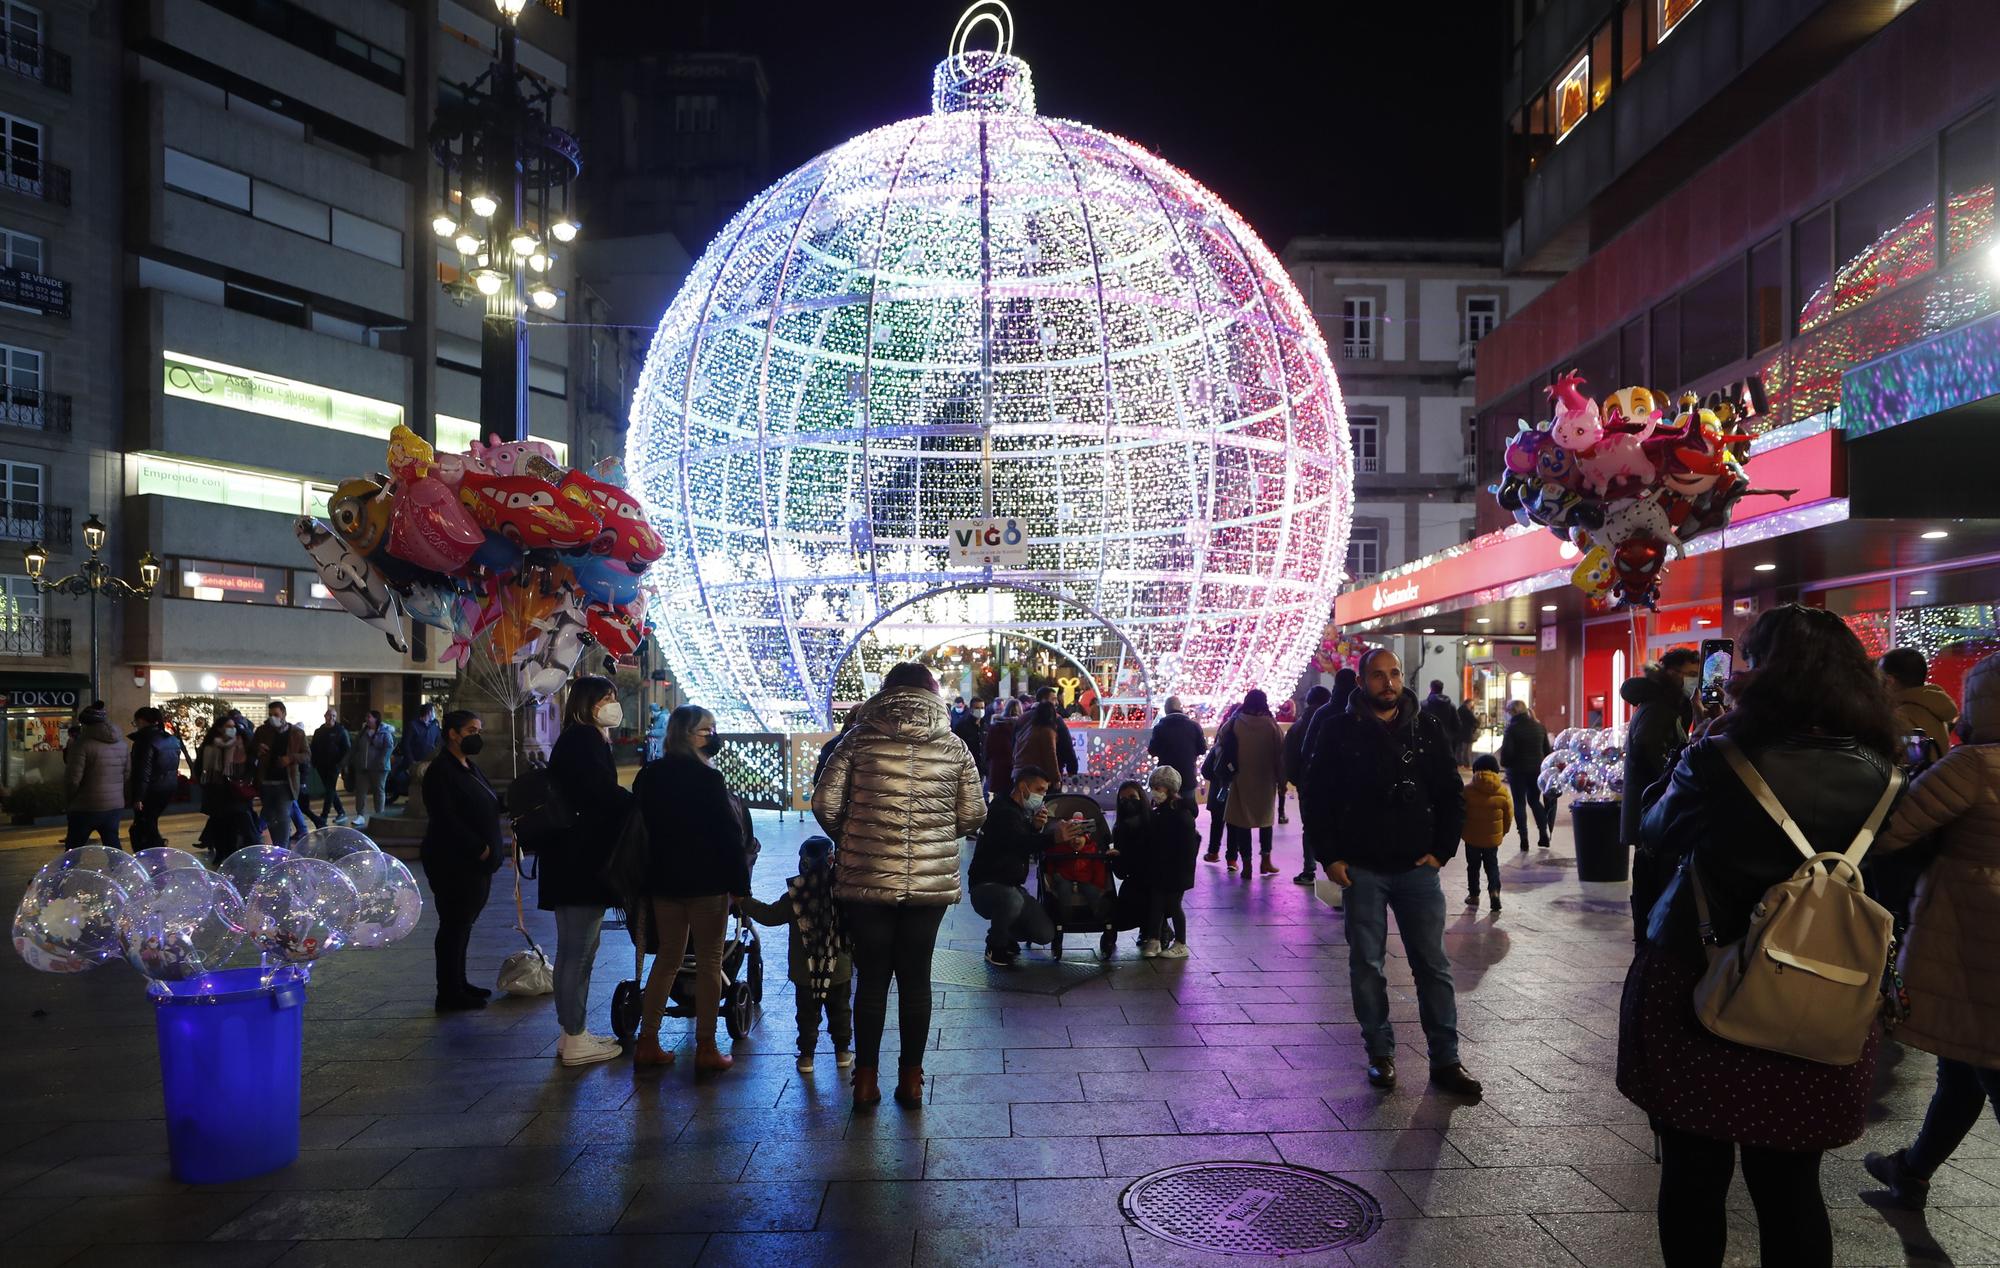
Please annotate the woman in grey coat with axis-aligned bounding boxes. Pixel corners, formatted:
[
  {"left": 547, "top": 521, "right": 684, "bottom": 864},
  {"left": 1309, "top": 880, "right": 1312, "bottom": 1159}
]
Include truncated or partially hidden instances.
[{"left": 813, "top": 662, "right": 985, "bottom": 1109}]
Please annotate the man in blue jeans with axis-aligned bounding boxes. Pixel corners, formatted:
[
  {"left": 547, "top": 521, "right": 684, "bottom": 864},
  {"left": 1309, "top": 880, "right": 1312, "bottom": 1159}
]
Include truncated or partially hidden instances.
[{"left": 1303, "top": 648, "right": 1482, "bottom": 1101}]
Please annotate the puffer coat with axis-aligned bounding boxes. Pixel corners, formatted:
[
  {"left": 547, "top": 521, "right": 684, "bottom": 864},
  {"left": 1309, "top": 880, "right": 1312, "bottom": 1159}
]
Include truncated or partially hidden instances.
[
  {"left": 1461, "top": 769, "right": 1513, "bottom": 849},
  {"left": 813, "top": 687, "right": 986, "bottom": 906},
  {"left": 1877, "top": 653, "right": 2000, "bottom": 1066},
  {"left": 65, "top": 714, "right": 131, "bottom": 813}
]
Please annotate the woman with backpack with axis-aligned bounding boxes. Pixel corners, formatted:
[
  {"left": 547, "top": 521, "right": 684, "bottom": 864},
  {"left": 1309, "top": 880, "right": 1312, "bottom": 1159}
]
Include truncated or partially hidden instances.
[
  {"left": 1617, "top": 604, "right": 1903, "bottom": 1268},
  {"left": 541, "top": 676, "right": 632, "bottom": 1067},
  {"left": 1860, "top": 651, "right": 2000, "bottom": 1209}
]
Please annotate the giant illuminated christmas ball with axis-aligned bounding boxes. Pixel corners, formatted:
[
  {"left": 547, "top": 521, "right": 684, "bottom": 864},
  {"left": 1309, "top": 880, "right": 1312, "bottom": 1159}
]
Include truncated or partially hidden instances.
[{"left": 629, "top": 14, "right": 1352, "bottom": 732}]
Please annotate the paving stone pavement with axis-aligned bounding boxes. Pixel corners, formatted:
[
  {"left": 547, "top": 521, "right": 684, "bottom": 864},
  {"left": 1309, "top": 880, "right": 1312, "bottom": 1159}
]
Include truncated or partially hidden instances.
[{"left": 4, "top": 807, "right": 1998, "bottom": 1265}]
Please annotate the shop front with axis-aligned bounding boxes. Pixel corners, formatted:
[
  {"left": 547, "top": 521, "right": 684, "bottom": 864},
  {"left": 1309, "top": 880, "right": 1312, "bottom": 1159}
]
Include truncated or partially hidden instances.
[
  {"left": 0, "top": 672, "right": 89, "bottom": 791},
  {"left": 146, "top": 668, "right": 336, "bottom": 734}
]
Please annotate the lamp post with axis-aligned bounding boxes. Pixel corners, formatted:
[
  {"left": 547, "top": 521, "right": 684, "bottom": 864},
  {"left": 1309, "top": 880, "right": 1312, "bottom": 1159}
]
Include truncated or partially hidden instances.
[
  {"left": 25, "top": 513, "right": 160, "bottom": 704},
  {"left": 428, "top": 0, "right": 580, "bottom": 444}
]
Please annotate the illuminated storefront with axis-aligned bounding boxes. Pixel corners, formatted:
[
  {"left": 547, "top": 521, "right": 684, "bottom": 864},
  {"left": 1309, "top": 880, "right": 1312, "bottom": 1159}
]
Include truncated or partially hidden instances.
[
  {"left": 147, "top": 669, "right": 337, "bottom": 730},
  {"left": 0, "top": 672, "right": 88, "bottom": 791}
]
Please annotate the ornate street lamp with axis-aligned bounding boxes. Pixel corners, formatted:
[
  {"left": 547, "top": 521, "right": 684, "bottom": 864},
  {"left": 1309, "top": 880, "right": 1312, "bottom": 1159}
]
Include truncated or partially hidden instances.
[
  {"left": 428, "top": 0, "right": 581, "bottom": 445},
  {"left": 25, "top": 513, "right": 160, "bottom": 702}
]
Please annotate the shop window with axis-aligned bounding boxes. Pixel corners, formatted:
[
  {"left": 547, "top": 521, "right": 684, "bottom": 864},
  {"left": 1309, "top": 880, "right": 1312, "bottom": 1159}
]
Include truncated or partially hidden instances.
[
  {"left": 1650, "top": 295, "right": 1680, "bottom": 388},
  {"left": 1619, "top": 0, "right": 1645, "bottom": 80},
  {"left": 1346, "top": 526, "right": 1380, "bottom": 581},
  {"left": 1943, "top": 106, "right": 1997, "bottom": 260},
  {"left": 1793, "top": 205, "right": 1833, "bottom": 333},
  {"left": 1463, "top": 295, "right": 1500, "bottom": 344},
  {"left": 1834, "top": 146, "right": 1938, "bottom": 298},
  {"left": 292, "top": 568, "right": 340, "bottom": 609},
  {"left": 1680, "top": 258, "right": 1747, "bottom": 383},
  {"left": 1590, "top": 23, "right": 1613, "bottom": 109},
  {"left": 1341, "top": 297, "right": 1375, "bottom": 360},
  {"left": 175, "top": 559, "right": 293, "bottom": 605},
  {"left": 1657, "top": 0, "right": 1702, "bottom": 43},
  {"left": 1748, "top": 236, "right": 1783, "bottom": 353},
  {"left": 1554, "top": 53, "right": 1589, "bottom": 142},
  {"left": 1348, "top": 414, "right": 1381, "bottom": 474}
]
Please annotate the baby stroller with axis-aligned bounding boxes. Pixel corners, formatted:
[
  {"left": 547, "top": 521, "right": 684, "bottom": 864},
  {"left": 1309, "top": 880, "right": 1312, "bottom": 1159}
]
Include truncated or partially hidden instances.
[
  {"left": 1037, "top": 793, "right": 1119, "bottom": 960},
  {"left": 608, "top": 903, "right": 765, "bottom": 1043}
]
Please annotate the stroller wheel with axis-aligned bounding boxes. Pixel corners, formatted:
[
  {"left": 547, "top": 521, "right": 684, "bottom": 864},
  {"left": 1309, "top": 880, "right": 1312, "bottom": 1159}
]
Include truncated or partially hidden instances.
[
  {"left": 723, "top": 980, "right": 756, "bottom": 1041},
  {"left": 609, "top": 979, "right": 642, "bottom": 1043},
  {"left": 749, "top": 941, "right": 765, "bottom": 1004},
  {"left": 1049, "top": 929, "right": 1063, "bottom": 960}
]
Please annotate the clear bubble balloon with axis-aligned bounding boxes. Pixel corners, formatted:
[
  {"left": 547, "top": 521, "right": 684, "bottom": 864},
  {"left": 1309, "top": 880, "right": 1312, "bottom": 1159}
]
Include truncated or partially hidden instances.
[
  {"left": 346, "top": 855, "right": 423, "bottom": 948},
  {"left": 118, "top": 870, "right": 245, "bottom": 981},
  {"left": 13, "top": 867, "right": 129, "bottom": 972},
  {"left": 294, "top": 826, "right": 382, "bottom": 868},
  {"left": 330, "top": 842, "right": 392, "bottom": 897},
  {"left": 52, "top": 846, "right": 148, "bottom": 901},
  {"left": 1538, "top": 749, "right": 1575, "bottom": 797},
  {"left": 134, "top": 846, "right": 208, "bottom": 888},
  {"left": 247, "top": 858, "right": 357, "bottom": 964},
  {"left": 218, "top": 846, "right": 294, "bottom": 899},
  {"left": 1554, "top": 727, "right": 1580, "bottom": 752},
  {"left": 1596, "top": 760, "right": 1626, "bottom": 800}
]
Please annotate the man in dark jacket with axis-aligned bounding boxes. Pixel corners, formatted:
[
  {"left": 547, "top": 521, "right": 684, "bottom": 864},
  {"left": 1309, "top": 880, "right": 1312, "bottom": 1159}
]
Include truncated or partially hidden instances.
[
  {"left": 969, "top": 764, "right": 1056, "bottom": 965},
  {"left": 953, "top": 698, "right": 988, "bottom": 780},
  {"left": 1420, "top": 681, "right": 1461, "bottom": 758},
  {"left": 310, "top": 709, "right": 352, "bottom": 826},
  {"left": 1498, "top": 701, "right": 1553, "bottom": 850},
  {"left": 126, "top": 707, "right": 185, "bottom": 850},
  {"left": 1147, "top": 695, "right": 1208, "bottom": 807},
  {"left": 1303, "top": 649, "right": 1479, "bottom": 1100},
  {"left": 1621, "top": 648, "right": 1700, "bottom": 848},
  {"left": 1285, "top": 685, "right": 1332, "bottom": 885}
]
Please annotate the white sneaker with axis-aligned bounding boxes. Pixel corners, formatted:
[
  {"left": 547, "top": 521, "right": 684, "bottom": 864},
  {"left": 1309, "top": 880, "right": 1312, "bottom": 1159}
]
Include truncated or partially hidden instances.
[
  {"left": 1159, "top": 943, "right": 1191, "bottom": 959},
  {"left": 835, "top": 1049, "right": 853, "bottom": 1068},
  {"left": 334, "top": 814, "right": 348, "bottom": 825},
  {"left": 351, "top": 816, "right": 368, "bottom": 829},
  {"left": 1140, "top": 940, "right": 1162, "bottom": 958},
  {"left": 797, "top": 1054, "right": 814, "bottom": 1074},
  {"left": 557, "top": 1031, "right": 621, "bottom": 1066}
]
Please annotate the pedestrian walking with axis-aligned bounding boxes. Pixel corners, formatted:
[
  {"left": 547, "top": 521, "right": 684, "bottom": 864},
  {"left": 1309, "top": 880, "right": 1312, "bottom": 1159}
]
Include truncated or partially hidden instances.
[
  {"left": 970, "top": 763, "right": 1057, "bottom": 965},
  {"left": 953, "top": 696, "right": 988, "bottom": 783},
  {"left": 352, "top": 710, "right": 393, "bottom": 827},
  {"left": 1882, "top": 646, "right": 1960, "bottom": 763},
  {"left": 542, "top": 676, "right": 631, "bottom": 1067},
  {"left": 1618, "top": 604, "right": 1903, "bottom": 1268},
  {"left": 983, "top": 699, "right": 1021, "bottom": 802},
  {"left": 1460, "top": 754, "right": 1511, "bottom": 913},
  {"left": 1285, "top": 685, "right": 1331, "bottom": 884},
  {"left": 419, "top": 710, "right": 504, "bottom": 1012},
  {"left": 1146, "top": 695, "right": 1208, "bottom": 811},
  {"left": 126, "top": 707, "right": 185, "bottom": 851},
  {"left": 631, "top": 704, "right": 751, "bottom": 1073},
  {"left": 1199, "top": 703, "right": 1239, "bottom": 863},
  {"left": 1219, "top": 689, "right": 1284, "bottom": 875},
  {"left": 1420, "top": 681, "right": 1461, "bottom": 760},
  {"left": 1498, "top": 701, "right": 1552, "bottom": 850},
  {"left": 1862, "top": 651, "right": 2000, "bottom": 1209},
  {"left": 63, "top": 702, "right": 129, "bottom": 850},
  {"left": 310, "top": 709, "right": 351, "bottom": 826},
  {"left": 1303, "top": 649, "right": 1480, "bottom": 1100},
  {"left": 252, "top": 702, "right": 309, "bottom": 845},
  {"left": 195, "top": 714, "right": 256, "bottom": 860},
  {"left": 739, "top": 834, "right": 854, "bottom": 1075},
  {"left": 813, "top": 662, "right": 985, "bottom": 1109},
  {"left": 1456, "top": 700, "right": 1479, "bottom": 768}
]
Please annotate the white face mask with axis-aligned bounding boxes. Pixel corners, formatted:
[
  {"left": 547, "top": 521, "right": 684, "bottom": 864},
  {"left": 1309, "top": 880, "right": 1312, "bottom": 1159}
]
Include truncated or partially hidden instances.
[
  {"left": 1151, "top": 787, "right": 1170, "bottom": 804},
  {"left": 1681, "top": 675, "right": 1698, "bottom": 700},
  {"left": 595, "top": 700, "right": 624, "bottom": 729}
]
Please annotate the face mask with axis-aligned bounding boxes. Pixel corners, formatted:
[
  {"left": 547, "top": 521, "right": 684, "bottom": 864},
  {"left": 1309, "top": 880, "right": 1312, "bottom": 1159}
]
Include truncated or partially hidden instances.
[
  {"left": 1119, "top": 798, "right": 1143, "bottom": 815},
  {"left": 1023, "top": 793, "right": 1045, "bottom": 813},
  {"left": 1151, "top": 787, "right": 1170, "bottom": 804},
  {"left": 1681, "top": 675, "right": 1698, "bottom": 700},
  {"left": 267, "top": 714, "right": 281, "bottom": 725},
  {"left": 595, "top": 700, "right": 624, "bottom": 728},
  {"left": 700, "top": 735, "right": 724, "bottom": 757},
  {"left": 458, "top": 733, "right": 484, "bottom": 756}
]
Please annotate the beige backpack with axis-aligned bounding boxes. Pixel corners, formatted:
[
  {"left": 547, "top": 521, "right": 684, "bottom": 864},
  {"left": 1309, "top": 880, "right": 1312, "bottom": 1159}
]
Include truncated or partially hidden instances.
[{"left": 1687, "top": 738, "right": 1903, "bottom": 1065}]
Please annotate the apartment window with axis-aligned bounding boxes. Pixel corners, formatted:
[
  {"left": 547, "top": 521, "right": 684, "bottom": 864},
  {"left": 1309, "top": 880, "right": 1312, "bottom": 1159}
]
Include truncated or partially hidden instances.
[
  {"left": 1348, "top": 414, "right": 1381, "bottom": 474},
  {"left": 1943, "top": 107, "right": 1998, "bottom": 260},
  {"left": 0, "top": 111, "right": 40, "bottom": 192},
  {"left": 674, "top": 94, "right": 719, "bottom": 133},
  {"left": 1346, "top": 526, "right": 1381, "bottom": 582},
  {"left": 0, "top": 573, "right": 40, "bottom": 653},
  {"left": 1793, "top": 205, "right": 1833, "bottom": 332},
  {"left": 1463, "top": 295, "right": 1501, "bottom": 344},
  {"left": 1553, "top": 53, "right": 1589, "bottom": 142},
  {"left": 2, "top": 3, "right": 41, "bottom": 74},
  {"left": 1657, "top": 0, "right": 1703, "bottom": 43},
  {"left": 1748, "top": 236, "right": 1783, "bottom": 353},
  {"left": 1341, "top": 297, "right": 1375, "bottom": 359},
  {"left": 1619, "top": 0, "right": 1646, "bottom": 78},
  {"left": 0, "top": 458, "right": 40, "bottom": 527},
  {"left": 0, "top": 341, "right": 40, "bottom": 420},
  {"left": 1590, "top": 23, "right": 1613, "bottom": 109},
  {"left": 195, "top": 0, "right": 402, "bottom": 92},
  {"left": 224, "top": 281, "right": 306, "bottom": 328}
]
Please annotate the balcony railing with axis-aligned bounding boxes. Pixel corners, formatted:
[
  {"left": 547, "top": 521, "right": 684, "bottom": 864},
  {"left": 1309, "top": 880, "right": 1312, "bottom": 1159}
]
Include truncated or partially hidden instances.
[
  {"left": 0, "top": 160, "right": 68, "bottom": 206},
  {"left": 0, "top": 388, "right": 68, "bottom": 433},
  {"left": 0, "top": 614, "right": 70, "bottom": 657},
  {"left": 0, "top": 266, "right": 68, "bottom": 317},
  {"left": 1341, "top": 341, "right": 1376, "bottom": 361},
  {"left": 0, "top": 503, "right": 67, "bottom": 546},
  {"left": 1, "top": 33, "right": 69, "bottom": 92},
  {"left": 1457, "top": 339, "right": 1479, "bottom": 373}
]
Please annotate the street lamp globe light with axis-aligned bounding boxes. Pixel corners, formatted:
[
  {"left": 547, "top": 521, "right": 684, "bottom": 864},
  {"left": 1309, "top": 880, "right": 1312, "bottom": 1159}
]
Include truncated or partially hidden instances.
[
  {"left": 468, "top": 191, "right": 497, "bottom": 218},
  {"left": 471, "top": 267, "right": 506, "bottom": 296},
  {"left": 23, "top": 541, "right": 45, "bottom": 580},
  {"left": 138, "top": 552, "right": 161, "bottom": 592},
  {"left": 549, "top": 218, "right": 578, "bottom": 243},
  {"left": 509, "top": 230, "right": 539, "bottom": 256},
  {"left": 431, "top": 211, "right": 458, "bottom": 237},
  {"left": 81, "top": 514, "right": 107, "bottom": 554},
  {"left": 494, "top": 0, "right": 530, "bottom": 20},
  {"left": 528, "top": 283, "right": 560, "bottom": 310}
]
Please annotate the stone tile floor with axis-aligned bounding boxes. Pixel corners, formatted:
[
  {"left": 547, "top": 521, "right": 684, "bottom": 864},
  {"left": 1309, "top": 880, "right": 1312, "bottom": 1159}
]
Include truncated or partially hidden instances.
[{"left": 3, "top": 808, "right": 1997, "bottom": 1265}]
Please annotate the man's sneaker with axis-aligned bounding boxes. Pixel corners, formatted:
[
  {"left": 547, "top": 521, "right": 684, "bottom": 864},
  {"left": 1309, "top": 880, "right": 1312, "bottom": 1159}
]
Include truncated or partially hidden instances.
[
  {"left": 1517, "top": 837, "right": 1529, "bottom": 852},
  {"left": 1226, "top": 857, "right": 1238, "bottom": 872},
  {"left": 1140, "top": 939, "right": 1162, "bottom": 958},
  {"left": 835, "top": 1048, "right": 854, "bottom": 1069},
  {"left": 1292, "top": 871, "right": 1315, "bottom": 885},
  {"left": 1203, "top": 851, "right": 1220, "bottom": 863},
  {"left": 1159, "top": 942, "right": 1190, "bottom": 959},
  {"left": 1864, "top": 1149, "right": 1931, "bottom": 1209},
  {"left": 1538, "top": 837, "right": 1551, "bottom": 850},
  {"left": 796, "top": 1053, "right": 815, "bottom": 1074},
  {"left": 1430, "top": 1064, "right": 1483, "bottom": 1101},
  {"left": 984, "top": 947, "right": 1017, "bottom": 968},
  {"left": 333, "top": 814, "right": 348, "bottom": 825},
  {"left": 351, "top": 816, "right": 369, "bottom": 829},
  {"left": 557, "top": 1031, "right": 621, "bottom": 1067},
  {"left": 1366, "top": 1058, "right": 1397, "bottom": 1090},
  {"left": 1464, "top": 893, "right": 1479, "bottom": 908}
]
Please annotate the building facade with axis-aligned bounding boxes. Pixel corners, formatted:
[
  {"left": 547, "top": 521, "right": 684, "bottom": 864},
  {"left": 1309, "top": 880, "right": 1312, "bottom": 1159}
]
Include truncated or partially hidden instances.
[
  {"left": 1282, "top": 238, "right": 1549, "bottom": 709},
  {"left": 1337, "top": 0, "right": 2000, "bottom": 736},
  {"left": 0, "top": 0, "right": 583, "bottom": 793}
]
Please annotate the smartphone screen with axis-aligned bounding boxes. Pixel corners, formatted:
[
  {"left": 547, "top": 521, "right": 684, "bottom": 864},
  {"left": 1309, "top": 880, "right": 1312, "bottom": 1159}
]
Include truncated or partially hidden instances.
[{"left": 1699, "top": 638, "right": 1734, "bottom": 707}]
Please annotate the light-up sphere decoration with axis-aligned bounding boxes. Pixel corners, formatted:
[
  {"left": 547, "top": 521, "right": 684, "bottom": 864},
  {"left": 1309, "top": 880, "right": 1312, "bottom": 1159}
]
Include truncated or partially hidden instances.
[{"left": 629, "top": 14, "right": 1351, "bottom": 733}]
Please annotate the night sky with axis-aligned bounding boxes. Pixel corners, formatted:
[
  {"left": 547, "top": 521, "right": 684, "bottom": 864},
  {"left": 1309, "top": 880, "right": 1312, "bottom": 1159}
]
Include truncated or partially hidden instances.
[{"left": 622, "top": 0, "right": 1505, "bottom": 248}]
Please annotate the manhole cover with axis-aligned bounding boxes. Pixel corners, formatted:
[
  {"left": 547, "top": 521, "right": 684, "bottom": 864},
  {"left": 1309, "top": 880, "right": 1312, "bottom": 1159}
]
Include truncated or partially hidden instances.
[{"left": 1120, "top": 1162, "right": 1382, "bottom": 1256}]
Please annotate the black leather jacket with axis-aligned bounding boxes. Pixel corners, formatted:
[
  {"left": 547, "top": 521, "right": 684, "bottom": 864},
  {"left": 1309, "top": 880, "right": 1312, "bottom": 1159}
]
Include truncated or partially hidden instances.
[{"left": 1638, "top": 730, "right": 1898, "bottom": 960}]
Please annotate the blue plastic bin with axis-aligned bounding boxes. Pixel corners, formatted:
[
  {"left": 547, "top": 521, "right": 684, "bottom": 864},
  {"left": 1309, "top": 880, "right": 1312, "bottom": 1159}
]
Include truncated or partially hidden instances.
[{"left": 152, "top": 966, "right": 307, "bottom": 1184}]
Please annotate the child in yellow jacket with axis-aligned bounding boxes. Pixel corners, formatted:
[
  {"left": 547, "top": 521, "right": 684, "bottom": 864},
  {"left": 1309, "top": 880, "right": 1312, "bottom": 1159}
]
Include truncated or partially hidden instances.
[{"left": 1462, "top": 754, "right": 1513, "bottom": 913}]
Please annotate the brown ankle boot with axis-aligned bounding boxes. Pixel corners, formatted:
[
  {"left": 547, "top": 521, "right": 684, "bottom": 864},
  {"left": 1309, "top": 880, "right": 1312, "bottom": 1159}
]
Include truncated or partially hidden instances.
[
  {"left": 694, "top": 1042, "right": 733, "bottom": 1073},
  {"left": 852, "top": 1065, "right": 882, "bottom": 1107},
  {"left": 894, "top": 1066, "right": 925, "bottom": 1106}
]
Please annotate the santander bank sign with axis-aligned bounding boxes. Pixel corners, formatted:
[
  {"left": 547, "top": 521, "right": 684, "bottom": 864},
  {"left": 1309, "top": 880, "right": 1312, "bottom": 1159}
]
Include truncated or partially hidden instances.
[{"left": 1369, "top": 580, "right": 1418, "bottom": 612}]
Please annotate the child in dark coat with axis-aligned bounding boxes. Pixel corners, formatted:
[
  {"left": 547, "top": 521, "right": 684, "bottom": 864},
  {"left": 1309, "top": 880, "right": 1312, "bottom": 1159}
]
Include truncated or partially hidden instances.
[
  {"left": 1125, "top": 767, "right": 1199, "bottom": 958},
  {"left": 738, "top": 835, "right": 854, "bottom": 1074}
]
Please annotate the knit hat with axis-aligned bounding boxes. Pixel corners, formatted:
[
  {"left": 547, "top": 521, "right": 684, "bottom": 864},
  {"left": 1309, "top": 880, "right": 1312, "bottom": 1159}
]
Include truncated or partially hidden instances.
[{"left": 1963, "top": 652, "right": 2000, "bottom": 743}]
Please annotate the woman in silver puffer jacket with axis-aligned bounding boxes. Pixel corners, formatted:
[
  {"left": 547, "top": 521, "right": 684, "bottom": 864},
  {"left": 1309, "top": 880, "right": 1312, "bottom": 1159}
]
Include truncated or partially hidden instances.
[{"left": 813, "top": 663, "right": 985, "bottom": 1109}]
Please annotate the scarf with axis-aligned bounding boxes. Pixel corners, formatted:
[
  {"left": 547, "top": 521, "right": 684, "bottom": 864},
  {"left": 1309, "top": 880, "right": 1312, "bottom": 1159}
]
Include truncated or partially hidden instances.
[{"left": 790, "top": 862, "right": 849, "bottom": 1004}]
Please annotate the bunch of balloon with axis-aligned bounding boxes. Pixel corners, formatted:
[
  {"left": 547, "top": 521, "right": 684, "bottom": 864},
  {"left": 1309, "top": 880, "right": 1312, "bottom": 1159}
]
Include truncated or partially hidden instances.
[
  {"left": 295, "top": 426, "right": 665, "bottom": 712},
  {"left": 1491, "top": 373, "right": 1784, "bottom": 609}
]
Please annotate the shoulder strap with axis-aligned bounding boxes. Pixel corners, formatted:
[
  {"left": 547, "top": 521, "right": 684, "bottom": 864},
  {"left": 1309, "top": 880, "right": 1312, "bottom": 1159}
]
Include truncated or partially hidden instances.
[{"left": 1715, "top": 735, "right": 1903, "bottom": 866}]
